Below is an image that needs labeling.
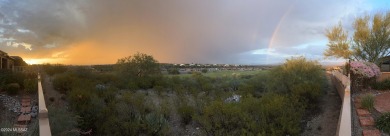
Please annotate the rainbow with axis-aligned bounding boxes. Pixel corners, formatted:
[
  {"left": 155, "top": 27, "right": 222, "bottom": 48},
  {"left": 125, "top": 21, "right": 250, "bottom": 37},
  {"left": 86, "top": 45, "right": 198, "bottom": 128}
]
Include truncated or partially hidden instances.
[{"left": 266, "top": 5, "right": 294, "bottom": 64}]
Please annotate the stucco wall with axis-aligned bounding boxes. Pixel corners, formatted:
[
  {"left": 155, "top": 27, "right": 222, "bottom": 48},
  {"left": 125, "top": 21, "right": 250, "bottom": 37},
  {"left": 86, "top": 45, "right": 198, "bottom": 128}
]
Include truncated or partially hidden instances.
[
  {"left": 330, "top": 71, "right": 352, "bottom": 136},
  {"left": 378, "top": 72, "right": 390, "bottom": 82}
]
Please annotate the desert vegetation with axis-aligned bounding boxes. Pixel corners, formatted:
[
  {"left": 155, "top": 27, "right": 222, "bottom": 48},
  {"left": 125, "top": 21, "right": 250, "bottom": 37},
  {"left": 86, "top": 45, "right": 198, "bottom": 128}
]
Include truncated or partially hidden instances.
[
  {"left": 0, "top": 69, "right": 37, "bottom": 95},
  {"left": 45, "top": 53, "right": 327, "bottom": 136},
  {"left": 376, "top": 112, "right": 390, "bottom": 133}
]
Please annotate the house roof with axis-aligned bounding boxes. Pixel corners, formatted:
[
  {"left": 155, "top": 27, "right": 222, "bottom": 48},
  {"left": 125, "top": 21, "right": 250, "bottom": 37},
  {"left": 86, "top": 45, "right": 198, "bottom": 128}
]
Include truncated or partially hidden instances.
[
  {"left": 11, "top": 56, "right": 28, "bottom": 66},
  {"left": 0, "top": 50, "right": 16, "bottom": 60},
  {"left": 0, "top": 50, "right": 7, "bottom": 55}
]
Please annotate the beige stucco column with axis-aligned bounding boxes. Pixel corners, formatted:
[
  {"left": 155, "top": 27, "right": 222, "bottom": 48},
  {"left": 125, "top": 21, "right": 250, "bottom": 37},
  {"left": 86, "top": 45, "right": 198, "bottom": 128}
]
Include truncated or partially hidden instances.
[
  {"left": 5, "top": 59, "right": 8, "bottom": 69},
  {"left": 11, "top": 61, "right": 14, "bottom": 71}
]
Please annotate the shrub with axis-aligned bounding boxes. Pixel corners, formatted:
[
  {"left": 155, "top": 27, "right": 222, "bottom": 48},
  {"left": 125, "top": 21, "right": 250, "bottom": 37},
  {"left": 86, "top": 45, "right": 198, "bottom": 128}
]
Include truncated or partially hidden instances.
[
  {"left": 267, "top": 57, "right": 325, "bottom": 105},
  {"left": 372, "top": 79, "right": 390, "bottom": 90},
  {"left": 69, "top": 91, "right": 104, "bottom": 132},
  {"left": 42, "top": 63, "right": 67, "bottom": 76},
  {"left": 201, "top": 69, "right": 208, "bottom": 73},
  {"left": 239, "top": 72, "right": 268, "bottom": 97},
  {"left": 255, "top": 93, "right": 304, "bottom": 135},
  {"left": 192, "top": 73, "right": 212, "bottom": 92},
  {"left": 96, "top": 92, "right": 170, "bottom": 136},
  {"left": 5, "top": 83, "right": 20, "bottom": 95},
  {"left": 69, "top": 66, "right": 93, "bottom": 78},
  {"left": 350, "top": 61, "right": 381, "bottom": 78},
  {"left": 53, "top": 73, "right": 76, "bottom": 94},
  {"left": 349, "top": 61, "right": 381, "bottom": 90},
  {"left": 168, "top": 68, "right": 180, "bottom": 75},
  {"left": 49, "top": 97, "right": 55, "bottom": 102},
  {"left": 159, "top": 99, "right": 171, "bottom": 119},
  {"left": 24, "top": 79, "right": 38, "bottom": 94},
  {"left": 153, "top": 85, "right": 165, "bottom": 93},
  {"left": 361, "top": 94, "right": 375, "bottom": 111},
  {"left": 0, "top": 71, "right": 26, "bottom": 87},
  {"left": 196, "top": 93, "right": 304, "bottom": 136},
  {"left": 48, "top": 105, "right": 79, "bottom": 136},
  {"left": 291, "top": 82, "right": 322, "bottom": 106},
  {"left": 143, "top": 112, "right": 169, "bottom": 135},
  {"left": 177, "top": 103, "right": 195, "bottom": 125},
  {"left": 376, "top": 112, "right": 390, "bottom": 133},
  {"left": 95, "top": 73, "right": 118, "bottom": 85},
  {"left": 196, "top": 101, "right": 253, "bottom": 135},
  {"left": 136, "top": 76, "right": 154, "bottom": 89}
]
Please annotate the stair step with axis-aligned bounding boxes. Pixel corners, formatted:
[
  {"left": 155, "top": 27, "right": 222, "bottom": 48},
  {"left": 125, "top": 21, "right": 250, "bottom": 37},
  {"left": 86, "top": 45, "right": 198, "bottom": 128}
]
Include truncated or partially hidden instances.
[
  {"left": 362, "top": 129, "right": 381, "bottom": 136},
  {"left": 356, "top": 109, "right": 371, "bottom": 116},
  {"left": 359, "top": 116, "right": 375, "bottom": 127}
]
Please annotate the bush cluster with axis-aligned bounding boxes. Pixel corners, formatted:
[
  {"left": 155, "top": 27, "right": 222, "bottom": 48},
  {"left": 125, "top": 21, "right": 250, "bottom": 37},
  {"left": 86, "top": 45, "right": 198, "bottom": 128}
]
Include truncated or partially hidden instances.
[
  {"left": 376, "top": 112, "right": 390, "bottom": 133},
  {"left": 24, "top": 78, "right": 38, "bottom": 94},
  {"left": 48, "top": 105, "right": 79, "bottom": 136},
  {"left": 192, "top": 57, "right": 325, "bottom": 135},
  {"left": 42, "top": 63, "right": 67, "bottom": 76},
  {"left": 267, "top": 57, "right": 325, "bottom": 106},
  {"left": 0, "top": 70, "right": 38, "bottom": 95},
  {"left": 0, "top": 70, "right": 26, "bottom": 93},
  {"left": 51, "top": 53, "right": 326, "bottom": 135},
  {"left": 196, "top": 94, "right": 304, "bottom": 135},
  {"left": 94, "top": 92, "right": 169, "bottom": 135},
  {"left": 51, "top": 66, "right": 169, "bottom": 135},
  {"left": 5, "top": 83, "right": 20, "bottom": 95},
  {"left": 372, "top": 79, "right": 390, "bottom": 90},
  {"left": 361, "top": 94, "right": 375, "bottom": 111},
  {"left": 168, "top": 68, "right": 180, "bottom": 75},
  {"left": 53, "top": 73, "right": 76, "bottom": 94},
  {"left": 177, "top": 102, "right": 195, "bottom": 125}
]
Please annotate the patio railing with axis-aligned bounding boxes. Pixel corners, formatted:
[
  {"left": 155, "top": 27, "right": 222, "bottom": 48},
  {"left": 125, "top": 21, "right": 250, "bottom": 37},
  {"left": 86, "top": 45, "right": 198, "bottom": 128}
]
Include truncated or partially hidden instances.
[{"left": 38, "top": 74, "right": 52, "bottom": 136}]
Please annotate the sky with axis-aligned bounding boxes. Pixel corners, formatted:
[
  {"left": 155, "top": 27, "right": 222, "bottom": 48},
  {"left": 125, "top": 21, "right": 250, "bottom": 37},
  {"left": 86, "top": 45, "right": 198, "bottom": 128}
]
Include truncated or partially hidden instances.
[{"left": 0, "top": 0, "right": 389, "bottom": 65}]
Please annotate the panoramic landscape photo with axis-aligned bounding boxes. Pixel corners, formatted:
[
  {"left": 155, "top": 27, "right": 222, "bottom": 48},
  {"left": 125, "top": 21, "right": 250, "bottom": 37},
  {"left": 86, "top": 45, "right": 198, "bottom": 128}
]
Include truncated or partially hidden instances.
[{"left": 1, "top": 0, "right": 390, "bottom": 136}]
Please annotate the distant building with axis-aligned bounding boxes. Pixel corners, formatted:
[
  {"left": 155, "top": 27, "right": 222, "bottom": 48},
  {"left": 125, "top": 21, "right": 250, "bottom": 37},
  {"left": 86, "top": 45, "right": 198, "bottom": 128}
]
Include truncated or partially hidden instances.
[
  {"left": 380, "top": 56, "right": 390, "bottom": 72},
  {"left": 0, "top": 50, "right": 15, "bottom": 70},
  {"left": 11, "top": 56, "right": 28, "bottom": 72},
  {"left": 0, "top": 50, "right": 27, "bottom": 72}
]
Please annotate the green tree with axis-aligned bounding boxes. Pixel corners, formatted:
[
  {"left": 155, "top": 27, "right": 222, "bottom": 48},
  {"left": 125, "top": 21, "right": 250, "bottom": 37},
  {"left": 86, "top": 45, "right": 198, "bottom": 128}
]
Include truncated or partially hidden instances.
[
  {"left": 115, "top": 52, "right": 162, "bottom": 89},
  {"left": 168, "top": 68, "right": 180, "bottom": 75},
  {"left": 324, "top": 23, "right": 352, "bottom": 59},
  {"left": 324, "top": 12, "right": 390, "bottom": 64},
  {"left": 116, "top": 52, "right": 160, "bottom": 78},
  {"left": 201, "top": 69, "right": 208, "bottom": 73}
]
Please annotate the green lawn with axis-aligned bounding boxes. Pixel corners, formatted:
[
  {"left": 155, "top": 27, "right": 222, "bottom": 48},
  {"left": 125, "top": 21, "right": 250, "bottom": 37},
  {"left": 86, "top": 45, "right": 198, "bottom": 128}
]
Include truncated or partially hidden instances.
[{"left": 165, "top": 70, "right": 268, "bottom": 78}]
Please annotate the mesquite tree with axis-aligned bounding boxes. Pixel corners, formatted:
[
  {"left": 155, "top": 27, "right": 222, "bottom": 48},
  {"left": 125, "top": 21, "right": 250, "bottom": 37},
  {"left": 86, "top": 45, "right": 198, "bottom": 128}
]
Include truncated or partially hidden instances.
[{"left": 324, "top": 12, "right": 390, "bottom": 65}]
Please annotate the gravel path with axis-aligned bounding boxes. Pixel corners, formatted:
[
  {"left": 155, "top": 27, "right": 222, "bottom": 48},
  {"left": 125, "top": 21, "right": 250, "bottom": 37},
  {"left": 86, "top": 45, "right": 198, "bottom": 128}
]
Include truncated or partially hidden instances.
[
  {"left": 302, "top": 74, "right": 342, "bottom": 136},
  {"left": 352, "top": 97, "right": 363, "bottom": 136},
  {"left": 41, "top": 73, "right": 68, "bottom": 107}
]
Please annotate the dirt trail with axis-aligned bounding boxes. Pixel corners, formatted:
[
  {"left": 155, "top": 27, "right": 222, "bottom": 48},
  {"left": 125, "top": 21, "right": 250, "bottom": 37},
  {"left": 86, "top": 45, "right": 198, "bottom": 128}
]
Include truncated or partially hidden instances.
[
  {"left": 302, "top": 74, "right": 342, "bottom": 136},
  {"left": 41, "top": 73, "right": 67, "bottom": 107}
]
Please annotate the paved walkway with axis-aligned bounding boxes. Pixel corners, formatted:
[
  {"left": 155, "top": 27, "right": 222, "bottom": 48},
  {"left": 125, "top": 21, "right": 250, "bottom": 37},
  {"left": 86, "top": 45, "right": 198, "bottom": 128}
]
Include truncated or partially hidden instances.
[
  {"left": 14, "top": 95, "right": 31, "bottom": 134},
  {"left": 374, "top": 92, "right": 390, "bottom": 114}
]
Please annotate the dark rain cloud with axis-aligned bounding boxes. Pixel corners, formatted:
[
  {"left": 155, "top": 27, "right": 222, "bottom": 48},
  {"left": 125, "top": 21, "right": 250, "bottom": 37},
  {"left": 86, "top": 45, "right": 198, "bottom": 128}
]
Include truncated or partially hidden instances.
[{"left": 0, "top": 0, "right": 380, "bottom": 64}]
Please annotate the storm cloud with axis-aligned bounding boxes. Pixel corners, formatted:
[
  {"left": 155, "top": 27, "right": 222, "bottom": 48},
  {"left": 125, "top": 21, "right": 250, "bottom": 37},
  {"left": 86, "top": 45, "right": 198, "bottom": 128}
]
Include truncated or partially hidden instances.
[{"left": 0, "top": 0, "right": 387, "bottom": 64}]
